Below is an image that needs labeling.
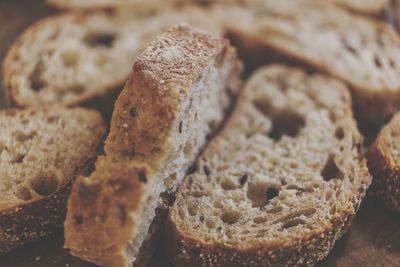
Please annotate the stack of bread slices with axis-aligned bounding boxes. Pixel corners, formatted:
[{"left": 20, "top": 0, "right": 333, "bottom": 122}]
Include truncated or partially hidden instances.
[{"left": 1, "top": 0, "right": 399, "bottom": 266}]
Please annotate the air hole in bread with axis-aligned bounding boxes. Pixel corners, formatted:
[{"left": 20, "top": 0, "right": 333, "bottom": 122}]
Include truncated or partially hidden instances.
[
  {"left": 213, "top": 201, "right": 223, "bottom": 209},
  {"left": 203, "top": 165, "right": 211, "bottom": 175},
  {"left": 269, "top": 111, "right": 305, "bottom": 140},
  {"left": 274, "top": 208, "right": 316, "bottom": 224},
  {"left": 116, "top": 204, "right": 126, "bottom": 223},
  {"left": 129, "top": 107, "right": 137, "bottom": 118},
  {"left": 138, "top": 170, "right": 147, "bottom": 183},
  {"left": 253, "top": 98, "right": 305, "bottom": 140},
  {"left": 30, "top": 175, "right": 58, "bottom": 196},
  {"left": 61, "top": 50, "right": 79, "bottom": 67},
  {"left": 84, "top": 32, "right": 117, "bottom": 48},
  {"left": 253, "top": 216, "right": 268, "bottom": 224},
  {"left": 14, "top": 186, "right": 32, "bottom": 201},
  {"left": 335, "top": 127, "right": 345, "bottom": 140},
  {"left": 282, "top": 218, "right": 306, "bottom": 229},
  {"left": 239, "top": 174, "right": 248, "bottom": 186},
  {"left": 321, "top": 155, "right": 344, "bottom": 181},
  {"left": 341, "top": 38, "right": 357, "bottom": 55},
  {"left": 179, "top": 121, "right": 183, "bottom": 133},
  {"left": 208, "top": 120, "right": 218, "bottom": 131},
  {"left": 220, "top": 210, "right": 240, "bottom": 224},
  {"left": 10, "top": 153, "right": 26, "bottom": 164},
  {"left": 188, "top": 204, "right": 197, "bottom": 216},
  {"left": 68, "top": 85, "right": 85, "bottom": 94},
  {"left": 247, "top": 181, "right": 280, "bottom": 208},
  {"left": 192, "top": 191, "right": 207, "bottom": 198},
  {"left": 206, "top": 219, "right": 216, "bottom": 228},
  {"left": 389, "top": 58, "right": 396, "bottom": 68},
  {"left": 29, "top": 61, "right": 47, "bottom": 92},
  {"left": 73, "top": 215, "right": 84, "bottom": 225},
  {"left": 266, "top": 206, "right": 283, "bottom": 213},
  {"left": 373, "top": 55, "right": 382, "bottom": 68},
  {"left": 221, "top": 179, "right": 237, "bottom": 190},
  {"left": 12, "top": 130, "right": 36, "bottom": 142}
]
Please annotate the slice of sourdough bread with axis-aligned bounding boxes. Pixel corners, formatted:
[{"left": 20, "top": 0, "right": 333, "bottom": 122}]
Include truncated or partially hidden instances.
[
  {"left": 166, "top": 65, "right": 372, "bottom": 266},
  {"left": 367, "top": 112, "right": 400, "bottom": 212},
  {"left": 0, "top": 108, "right": 104, "bottom": 254},
  {"left": 3, "top": 6, "right": 223, "bottom": 113},
  {"left": 64, "top": 25, "right": 242, "bottom": 267},
  {"left": 225, "top": 0, "right": 400, "bottom": 124}
]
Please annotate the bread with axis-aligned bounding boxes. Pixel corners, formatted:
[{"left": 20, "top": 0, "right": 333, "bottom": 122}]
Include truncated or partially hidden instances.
[
  {"left": 224, "top": 0, "right": 400, "bottom": 124},
  {"left": 0, "top": 107, "right": 104, "bottom": 254},
  {"left": 3, "top": 6, "right": 224, "bottom": 114},
  {"left": 367, "top": 112, "right": 400, "bottom": 212},
  {"left": 64, "top": 25, "right": 242, "bottom": 267},
  {"left": 166, "top": 65, "right": 371, "bottom": 266}
]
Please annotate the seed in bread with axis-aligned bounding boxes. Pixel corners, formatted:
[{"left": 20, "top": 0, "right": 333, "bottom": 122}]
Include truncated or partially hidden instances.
[
  {"left": 0, "top": 108, "right": 104, "bottom": 254},
  {"left": 367, "top": 112, "right": 400, "bottom": 212},
  {"left": 225, "top": 0, "right": 400, "bottom": 124},
  {"left": 64, "top": 25, "right": 242, "bottom": 267},
  {"left": 166, "top": 65, "right": 371, "bottom": 266}
]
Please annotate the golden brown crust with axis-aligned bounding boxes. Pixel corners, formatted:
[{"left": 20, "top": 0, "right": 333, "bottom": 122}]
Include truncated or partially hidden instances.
[
  {"left": 367, "top": 113, "right": 400, "bottom": 212},
  {"left": 0, "top": 108, "right": 104, "bottom": 255},
  {"left": 64, "top": 162, "right": 149, "bottom": 266},
  {"left": 105, "top": 25, "right": 226, "bottom": 163}
]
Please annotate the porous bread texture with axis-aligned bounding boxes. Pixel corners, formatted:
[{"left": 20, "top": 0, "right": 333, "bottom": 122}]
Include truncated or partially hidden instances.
[
  {"left": 167, "top": 65, "right": 371, "bottom": 267},
  {"left": 64, "top": 25, "right": 242, "bottom": 267},
  {"left": 3, "top": 6, "right": 224, "bottom": 109},
  {"left": 225, "top": 0, "right": 400, "bottom": 124},
  {"left": 327, "top": 0, "right": 389, "bottom": 15},
  {"left": 0, "top": 108, "right": 104, "bottom": 254},
  {"left": 368, "top": 112, "right": 400, "bottom": 212}
]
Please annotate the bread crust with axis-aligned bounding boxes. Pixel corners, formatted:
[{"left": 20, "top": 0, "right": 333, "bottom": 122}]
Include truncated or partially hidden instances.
[
  {"left": 226, "top": 1, "right": 400, "bottom": 124},
  {"left": 64, "top": 162, "right": 149, "bottom": 266},
  {"left": 105, "top": 25, "right": 232, "bottom": 163},
  {"left": 64, "top": 25, "right": 242, "bottom": 267},
  {"left": 165, "top": 65, "right": 371, "bottom": 266},
  {"left": 367, "top": 113, "right": 400, "bottom": 212},
  {"left": 0, "top": 108, "right": 104, "bottom": 254}
]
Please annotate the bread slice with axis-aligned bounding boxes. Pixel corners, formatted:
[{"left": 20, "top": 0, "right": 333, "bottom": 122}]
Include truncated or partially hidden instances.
[
  {"left": 224, "top": 0, "right": 400, "bottom": 124},
  {"left": 64, "top": 25, "right": 242, "bottom": 267},
  {"left": 3, "top": 6, "right": 224, "bottom": 113},
  {"left": 166, "top": 65, "right": 371, "bottom": 266},
  {"left": 0, "top": 107, "right": 104, "bottom": 254},
  {"left": 367, "top": 112, "right": 400, "bottom": 212}
]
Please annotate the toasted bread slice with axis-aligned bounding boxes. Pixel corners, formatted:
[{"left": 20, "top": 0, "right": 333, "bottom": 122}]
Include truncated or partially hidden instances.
[
  {"left": 64, "top": 25, "right": 242, "bottom": 267},
  {"left": 3, "top": 7, "right": 223, "bottom": 114},
  {"left": 225, "top": 0, "right": 400, "bottom": 124},
  {"left": 0, "top": 107, "right": 104, "bottom": 254},
  {"left": 367, "top": 112, "right": 400, "bottom": 212},
  {"left": 166, "top": 65, "right": 371, "bottom": 266}
]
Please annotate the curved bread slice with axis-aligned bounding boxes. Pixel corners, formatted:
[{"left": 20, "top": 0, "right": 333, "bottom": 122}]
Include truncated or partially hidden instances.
[
  {"left": 368, "top": 112, "right": 400, "bottom": 212},
  {"left": 0, "top": 108, "right": 104, "bottom": 254},
  {"left": 3, "top": 7, "right": 223, "bottom": 111},
  {"left": 226, "top": 0, "right": 400, "bottom": 123},
  {"left": 167, "top": 65, "right": 371, "bottom": 266},
  {"left": 64, "top": 25, "right": 242, "bottom": 267}
]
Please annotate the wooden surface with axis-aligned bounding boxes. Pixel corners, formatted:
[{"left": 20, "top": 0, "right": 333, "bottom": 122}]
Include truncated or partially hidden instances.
[{"left": 0, "top": 1, "right": 399, "bottom": 267}]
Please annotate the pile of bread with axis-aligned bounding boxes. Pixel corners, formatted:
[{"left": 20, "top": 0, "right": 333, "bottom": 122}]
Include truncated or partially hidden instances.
[{"left": 1, "top": 0, "right": 399, "bottom": 266}]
